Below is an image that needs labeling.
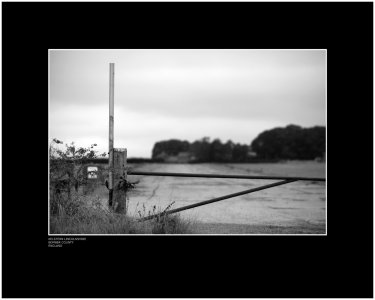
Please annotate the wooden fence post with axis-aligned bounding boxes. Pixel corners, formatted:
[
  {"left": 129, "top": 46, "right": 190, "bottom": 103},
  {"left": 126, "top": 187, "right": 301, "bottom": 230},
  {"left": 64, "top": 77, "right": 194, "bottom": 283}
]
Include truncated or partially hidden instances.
[{"left": 113, "top": 148, "right": 127, "bottom": 213}]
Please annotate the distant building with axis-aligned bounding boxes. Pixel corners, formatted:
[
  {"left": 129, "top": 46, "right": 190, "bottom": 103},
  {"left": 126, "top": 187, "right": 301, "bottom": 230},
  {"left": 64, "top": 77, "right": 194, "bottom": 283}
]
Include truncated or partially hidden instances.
[
  {"left": 154, "top": 151, "right": 168, "bottom": 161},
  {"left": 165, "top": 152, "right": 192, "bottom": 163},
  {"left": 247, "top": 150, "right": 257, "bottom": 158},
  {"left": 155, "top": 151, "right": 194, "bottom": 163}
]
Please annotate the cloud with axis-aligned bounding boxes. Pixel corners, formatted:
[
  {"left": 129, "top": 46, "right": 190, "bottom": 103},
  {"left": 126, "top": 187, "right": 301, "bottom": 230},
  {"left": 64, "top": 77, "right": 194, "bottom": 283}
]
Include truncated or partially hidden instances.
[{"left": 49, "top": 49, "right": 326, "bottom": 157}]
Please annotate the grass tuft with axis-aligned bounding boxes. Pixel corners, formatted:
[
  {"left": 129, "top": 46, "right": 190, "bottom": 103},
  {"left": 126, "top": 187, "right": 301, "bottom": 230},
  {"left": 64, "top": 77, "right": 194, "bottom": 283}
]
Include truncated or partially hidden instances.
[{"left": 49, "top": 189, "right": 193, "bottom": 234}]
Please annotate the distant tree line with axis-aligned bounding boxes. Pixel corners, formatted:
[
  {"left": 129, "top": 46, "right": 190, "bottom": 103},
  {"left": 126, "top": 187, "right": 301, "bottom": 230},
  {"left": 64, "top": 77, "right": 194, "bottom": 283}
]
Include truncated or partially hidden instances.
[
  {"left": 152, "top": 137, "right": 254, "bottom": 163},
  {"left": 151, "top": 124, "right": 326, "bottom": 162},
  {"left": 251, "top": 124, "right": 326, "bottom": 160}
]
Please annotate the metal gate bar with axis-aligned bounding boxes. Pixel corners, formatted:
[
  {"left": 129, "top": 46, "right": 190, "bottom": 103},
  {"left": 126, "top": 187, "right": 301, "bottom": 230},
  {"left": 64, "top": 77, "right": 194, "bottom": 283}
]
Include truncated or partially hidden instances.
[
  {"left": 138, "top": 179, "right": 297, "bottom": 222},
  {"left": 130, "top": 171, "right": 326, "bottom": 182}
]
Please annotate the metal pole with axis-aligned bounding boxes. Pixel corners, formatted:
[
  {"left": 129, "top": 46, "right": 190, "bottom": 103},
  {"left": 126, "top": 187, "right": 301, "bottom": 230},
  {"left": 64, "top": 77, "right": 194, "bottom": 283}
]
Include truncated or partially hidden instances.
[
  {"left": 108, "top": 63, "right": 115, "bottom": 207},
  {"left": 129, "top": 171, "right": 326, "bottom": 182},
  {"left": 138, "top": 179, "right": 297, "bottom": 222}
]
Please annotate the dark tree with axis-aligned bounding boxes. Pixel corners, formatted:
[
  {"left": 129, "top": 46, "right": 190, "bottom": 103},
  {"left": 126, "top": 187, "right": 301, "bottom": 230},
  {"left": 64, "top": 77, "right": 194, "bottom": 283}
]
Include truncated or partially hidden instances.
[
  {"left": 232, "top": 143, "right": 249, "bottom": 162},
  {"left": 152, "top": 139, "right": 190, "bottom": 159},
  {"left": 190, "top": 137, "right": 211, "bottom": 162},
  {"left": 251, "top": 124, "right": 325, "bottom": 160}
]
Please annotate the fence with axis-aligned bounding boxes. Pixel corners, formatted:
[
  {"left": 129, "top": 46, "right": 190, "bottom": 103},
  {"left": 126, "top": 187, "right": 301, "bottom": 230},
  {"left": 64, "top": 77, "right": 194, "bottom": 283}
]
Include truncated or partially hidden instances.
[
  {"left": 127, "top": 170, "right": 326, "bottom": 222},
  {"left": 51, "top": 160, "right": 325, "bottom": 221}
]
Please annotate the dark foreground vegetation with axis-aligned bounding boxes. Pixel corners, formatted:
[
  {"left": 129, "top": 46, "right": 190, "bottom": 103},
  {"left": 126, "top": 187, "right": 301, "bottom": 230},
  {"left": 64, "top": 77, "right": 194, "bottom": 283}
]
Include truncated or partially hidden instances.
[
  {"left": 152, "top": 124, "right": 326, "bottom": 162},
  {"left": 49, "top": 139, "right": 193, "bottom": 234},
  {"left": 50, "top": 191, "right": 193, "bottom": 234}
]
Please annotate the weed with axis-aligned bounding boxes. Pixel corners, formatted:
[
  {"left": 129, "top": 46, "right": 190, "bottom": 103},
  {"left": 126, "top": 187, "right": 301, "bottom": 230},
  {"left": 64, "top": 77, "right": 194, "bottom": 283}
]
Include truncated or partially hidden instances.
[
  {"left": 50, "top": 190, "right": 193, "bottom": 234},
  {"left": 49, "top": 140, "right": 192, "bottom": 234}
]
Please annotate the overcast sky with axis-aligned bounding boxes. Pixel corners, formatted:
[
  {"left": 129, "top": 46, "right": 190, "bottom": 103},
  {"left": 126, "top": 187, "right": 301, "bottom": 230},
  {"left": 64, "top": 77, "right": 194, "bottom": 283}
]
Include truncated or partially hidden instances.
[{"left": 49, "top": 49, "right": 326, "bottom": 158}]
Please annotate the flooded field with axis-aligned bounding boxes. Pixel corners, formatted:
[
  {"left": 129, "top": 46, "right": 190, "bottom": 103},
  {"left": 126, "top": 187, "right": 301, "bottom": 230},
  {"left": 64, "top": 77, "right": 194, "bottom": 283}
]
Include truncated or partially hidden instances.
[{"left": 121, "top": 161, "right": 326, "bottom": 233}]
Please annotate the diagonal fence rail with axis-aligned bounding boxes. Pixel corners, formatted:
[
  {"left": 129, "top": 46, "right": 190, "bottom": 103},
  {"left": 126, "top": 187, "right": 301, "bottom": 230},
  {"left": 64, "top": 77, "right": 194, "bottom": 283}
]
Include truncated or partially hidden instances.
[{"left": 128, "top": 171, "right": 326, "bottom": 222}]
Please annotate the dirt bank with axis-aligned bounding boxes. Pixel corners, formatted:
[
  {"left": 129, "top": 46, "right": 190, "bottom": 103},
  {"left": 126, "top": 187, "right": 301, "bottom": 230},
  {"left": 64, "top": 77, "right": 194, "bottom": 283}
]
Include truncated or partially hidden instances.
[{"left": 190, "top": 221, "right": 325, "bottom": 234}]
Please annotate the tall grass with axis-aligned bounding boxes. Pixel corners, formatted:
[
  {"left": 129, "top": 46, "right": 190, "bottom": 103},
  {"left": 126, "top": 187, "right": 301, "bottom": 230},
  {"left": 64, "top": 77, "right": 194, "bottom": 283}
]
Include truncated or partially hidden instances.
[{"left": 49, "top": 189, "right": 194, "bottom": 234}]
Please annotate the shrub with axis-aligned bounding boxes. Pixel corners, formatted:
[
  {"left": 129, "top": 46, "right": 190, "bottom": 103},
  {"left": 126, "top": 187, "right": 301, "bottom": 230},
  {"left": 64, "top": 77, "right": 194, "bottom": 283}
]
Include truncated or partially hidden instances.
[
  {"left": 49, "top": 138, "right": 107, "bottom": 197},
  {"left": 49, "top": 139, "right": 193, "bottom": 234}
]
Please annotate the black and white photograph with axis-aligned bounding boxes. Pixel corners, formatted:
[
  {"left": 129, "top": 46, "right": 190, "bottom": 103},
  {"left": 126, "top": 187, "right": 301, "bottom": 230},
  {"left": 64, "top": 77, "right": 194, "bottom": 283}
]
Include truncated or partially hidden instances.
[
  {"left": 49, "top": 49, "right": 326, "bottom": 235},
  {"left": 2, "top": 2, "right": 373, "bottom": 298}
]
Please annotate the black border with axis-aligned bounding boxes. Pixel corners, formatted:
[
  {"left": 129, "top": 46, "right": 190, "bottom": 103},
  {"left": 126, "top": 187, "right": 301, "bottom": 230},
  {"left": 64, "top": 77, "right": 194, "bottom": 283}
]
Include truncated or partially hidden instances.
[{"left": 3, "top": 2, "right": 373, "bottom": 298}]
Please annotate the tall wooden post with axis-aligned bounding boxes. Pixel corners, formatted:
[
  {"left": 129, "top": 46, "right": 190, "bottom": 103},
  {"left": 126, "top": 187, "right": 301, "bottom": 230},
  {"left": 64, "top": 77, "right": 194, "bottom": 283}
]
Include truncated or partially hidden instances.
[
  {"left": 113, "top": 148, "right": 127, "bottom": 213},
  {"left": 108, "top": 63, "right": 115, "bottom": 207}
]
